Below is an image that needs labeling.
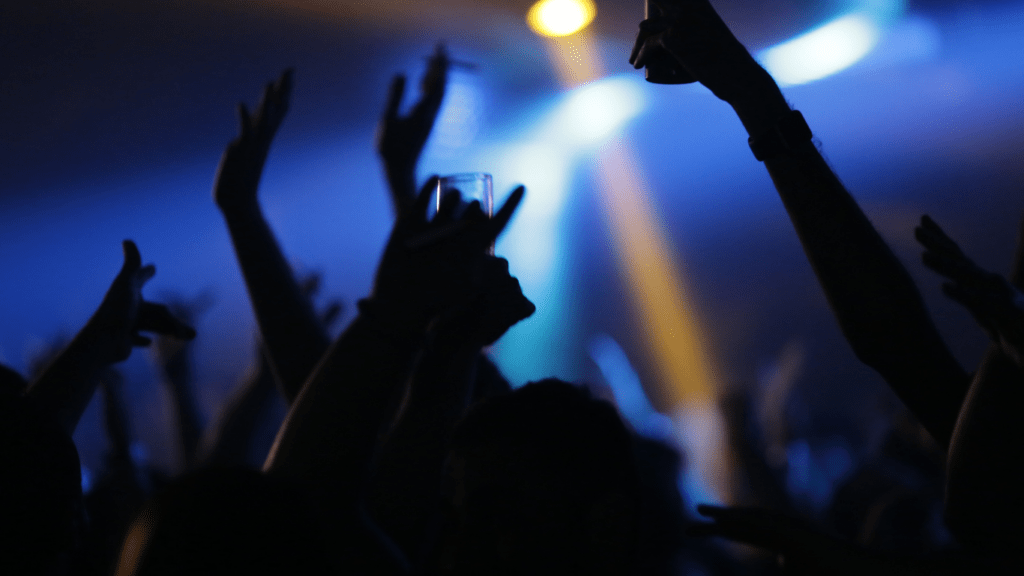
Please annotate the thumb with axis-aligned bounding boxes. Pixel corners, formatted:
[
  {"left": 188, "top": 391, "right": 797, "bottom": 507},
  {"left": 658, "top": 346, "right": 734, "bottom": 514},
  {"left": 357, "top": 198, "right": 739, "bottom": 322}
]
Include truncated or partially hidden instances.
[{"left": 121, "top": 240, "right": 142, "bottom": 275}]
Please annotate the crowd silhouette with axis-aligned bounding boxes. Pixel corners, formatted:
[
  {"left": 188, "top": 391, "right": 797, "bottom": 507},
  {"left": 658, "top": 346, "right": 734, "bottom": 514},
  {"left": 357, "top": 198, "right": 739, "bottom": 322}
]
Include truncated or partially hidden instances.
[{"left": 1, "top": 1, "right": 1020, "bottom": 574}]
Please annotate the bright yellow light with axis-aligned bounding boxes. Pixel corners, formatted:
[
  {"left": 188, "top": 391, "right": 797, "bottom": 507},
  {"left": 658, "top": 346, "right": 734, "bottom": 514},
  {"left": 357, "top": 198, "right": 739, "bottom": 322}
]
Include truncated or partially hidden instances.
[{"left": 527, "top": 0, "right": 596, "bottom": 37}]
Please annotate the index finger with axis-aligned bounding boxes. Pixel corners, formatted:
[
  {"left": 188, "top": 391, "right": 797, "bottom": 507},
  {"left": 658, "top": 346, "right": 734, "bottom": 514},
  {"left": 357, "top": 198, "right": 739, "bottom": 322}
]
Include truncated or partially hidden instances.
[
  {"left": 487, "top": 185, "right": 525, "bottom": 241},
  {"left": 272, "top": 68, "right": 294, "bottom": 113},
  {"left": 383, "top": 74, "right": 406, "bottom": 123},
  {"left": 121, "top": 240, "right": 142, "bottom": 274}
]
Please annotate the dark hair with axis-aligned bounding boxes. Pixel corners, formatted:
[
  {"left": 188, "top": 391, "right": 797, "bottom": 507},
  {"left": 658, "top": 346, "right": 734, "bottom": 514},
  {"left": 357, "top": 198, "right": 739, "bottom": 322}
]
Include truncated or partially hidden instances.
[
  {"left": 452, "top": 379, "right": 638, "bottom": 525},
  {"left": 445, "top": 379, "right": 639, "bottom": 575}
]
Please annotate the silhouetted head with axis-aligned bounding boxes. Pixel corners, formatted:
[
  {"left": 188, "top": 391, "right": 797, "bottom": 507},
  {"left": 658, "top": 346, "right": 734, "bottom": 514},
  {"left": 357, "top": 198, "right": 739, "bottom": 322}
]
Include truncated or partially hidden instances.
[
  {"left": 114, "top": 467, "right": 333, "bottom": 576},
  {"left": 0, "top": 395, "right": 84, "bottom": 575},
  {"left": 435, "top": 379, "right": 638, "bottom": 576},
  {"left": 0, "top": 363, "right": 27, "bottom": 396}
]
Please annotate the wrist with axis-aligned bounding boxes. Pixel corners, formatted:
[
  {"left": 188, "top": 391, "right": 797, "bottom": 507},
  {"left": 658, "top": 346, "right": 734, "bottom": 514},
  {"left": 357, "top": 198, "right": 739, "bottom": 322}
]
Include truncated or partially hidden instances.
[{"left": 728, "top": 76, "right": 791, "bottom": 137}]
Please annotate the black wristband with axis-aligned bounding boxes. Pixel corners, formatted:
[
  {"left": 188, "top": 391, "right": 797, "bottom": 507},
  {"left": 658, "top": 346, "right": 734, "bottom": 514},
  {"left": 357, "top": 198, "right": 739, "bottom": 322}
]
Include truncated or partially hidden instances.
[{"left": 748, "top": 110, "right": 812, "bottom": 161}]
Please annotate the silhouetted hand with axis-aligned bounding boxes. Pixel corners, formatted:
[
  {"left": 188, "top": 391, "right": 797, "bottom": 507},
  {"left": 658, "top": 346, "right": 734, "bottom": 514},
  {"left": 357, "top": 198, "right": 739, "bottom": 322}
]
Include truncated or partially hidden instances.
[
  {"left": 378, "top": 44, "right": 449, "bottom": 214},
  {"left": 916, "top": 215, "right": 1024, "bottom": 366},
  {"left": 84, "top": 240, "right": 196, "bottom": 365},
  {"left": 629, "top": 0, "right": 773, "bottom": 105},
  {"left": 690, "top": 505, "right": 875, "bottom": 576},
  {"left": 369, "top": 176, "right": 525, "bottom": 330},
  {"left": 152, "top": 290, "right": 214, "bottom": 370},
  {"left": 434, "top": 256, "right": 535, "bottom": 346},
  {"left": 214, "top": 69, "right": 293, "bottom": 213},
  {"left": 27, "top": 241, "right": 196, "bottom": 435}
]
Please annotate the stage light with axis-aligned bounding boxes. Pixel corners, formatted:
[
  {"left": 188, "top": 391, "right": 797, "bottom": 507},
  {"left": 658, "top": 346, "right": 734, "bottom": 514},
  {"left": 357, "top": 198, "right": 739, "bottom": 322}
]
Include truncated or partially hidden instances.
[
  {"left": 760, "top": 14, "right": 880, "bottom": 85},
  {"left": 527, "top": 0, "right": 596, "bottom": 38},
  {"left": 557, "top": 75, "right": 645, "bottom": 145}
]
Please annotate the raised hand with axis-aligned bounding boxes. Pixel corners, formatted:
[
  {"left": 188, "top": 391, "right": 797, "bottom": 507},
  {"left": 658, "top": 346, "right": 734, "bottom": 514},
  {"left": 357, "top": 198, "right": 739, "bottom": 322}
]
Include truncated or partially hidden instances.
[
  {"left": 435, "top": 256, "right": 535, "bottom": 346},
  {"left": 28, "top": 240, "right": 195, "bottom": 435},
  {"left": 213, "top": 69, "right": 335, "bottom": 404},
  {"left": 213, "top": 68, "right": 293, "bottom": 212},
  {"left": 369, "top": 176, "right": 525, "bottom": 330},
  {"left": 378, "top": 44, "right": 450, "bottom": 215},
  {"left": 85, "top": 240, "right": 197, "bottom": 364},
  {"left": 629, "top": 0, "right": 775, "bottom": 105},
  {"left": 152, "top": 290, "right": 214, "bottom": 371},
  {"left": 916, "top": 215, "right": 1024, "bottom": 366}
]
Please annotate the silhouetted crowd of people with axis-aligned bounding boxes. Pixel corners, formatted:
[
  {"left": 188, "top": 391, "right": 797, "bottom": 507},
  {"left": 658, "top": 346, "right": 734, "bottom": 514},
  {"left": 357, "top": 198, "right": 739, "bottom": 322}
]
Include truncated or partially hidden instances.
[{"left": 2, "top": 0, "right": 1022, "bottom": 574}]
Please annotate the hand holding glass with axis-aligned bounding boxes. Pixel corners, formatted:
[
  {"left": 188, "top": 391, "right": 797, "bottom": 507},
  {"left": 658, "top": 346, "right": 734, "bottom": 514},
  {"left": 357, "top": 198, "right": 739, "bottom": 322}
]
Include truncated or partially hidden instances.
[{"left": 432, "top": 173, "right": 495, "bottom": 253}]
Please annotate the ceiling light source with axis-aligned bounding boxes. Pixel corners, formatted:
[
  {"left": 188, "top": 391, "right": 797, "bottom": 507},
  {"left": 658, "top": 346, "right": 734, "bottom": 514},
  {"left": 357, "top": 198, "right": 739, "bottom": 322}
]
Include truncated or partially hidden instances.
[{"left": 526, "top": 0, "right": 596, "bottom": 38}]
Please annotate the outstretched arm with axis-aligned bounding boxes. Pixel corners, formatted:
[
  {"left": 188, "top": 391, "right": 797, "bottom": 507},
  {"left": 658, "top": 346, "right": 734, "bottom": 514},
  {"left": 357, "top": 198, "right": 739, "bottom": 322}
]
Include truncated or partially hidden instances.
[
  {"left": 917, "top": 215, "right": 1024, "bottom": 552},
  {"left": 264, "top": 180, "right": 524, "bottom": 571},
  {"left": 378, "top": 44, "right": 449, "bottom": 215},
  {"left": 27, "top": 241, "right": 195, "bottom": 436},
  {"left": 630, "top": 0, "right": 969, "bottom": 447},
  {"left": 199, "top": 279, "right": 343, "bottom": 469},
  {"left": 916, "top": 216, "right": 1024, "bottom": 368},
  {"left": 368, "top": 257, "right": 534, "bottom": 560},
  {"left": 214, "top": 69, "right": 329, "bottom": 403},
  {"left": 151, "top": 293, "right": 213, "bottom": 470}
]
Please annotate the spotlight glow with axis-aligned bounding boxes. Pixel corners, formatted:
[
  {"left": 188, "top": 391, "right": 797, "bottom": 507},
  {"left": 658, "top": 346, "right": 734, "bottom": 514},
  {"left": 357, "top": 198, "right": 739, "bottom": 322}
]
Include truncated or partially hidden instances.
[
  {"left": 760, "top": 14, "right": 881, "bottom": 85},
  {"left": 547, "top": 75, "right": 645, "bottom": 148},
  {"left": 527, "top": 0, "right": 596, "bottom": 38}
]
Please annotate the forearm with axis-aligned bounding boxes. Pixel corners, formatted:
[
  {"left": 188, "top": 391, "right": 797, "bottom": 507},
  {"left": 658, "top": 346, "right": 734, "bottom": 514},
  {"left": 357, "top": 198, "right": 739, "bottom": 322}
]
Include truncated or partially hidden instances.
[
  {"left": 26, "top": 334, "right": 108, "bottom": 435},
  {"left": 730, "top": 84, "right": 968, "bottom": 446},
  {"left": 163, "top": 368, "right": 204, "bottom": 469},
  {"left": 101, "top": 372, "right": 133, "bottom": 464},
  {"left": 220, "top": 202, "right": 330, "bottom": 402},
  {"left": 198, "top": 353, "right": 278, "bottom": 468},
  {"left": 370, "top": 332, "right": 478, "bottom": 557},
  {"left": 263, "top": 311, "right": 429, "bottom": 510},
  {"left": 384, "top": 167, "right": 417, "bottom": 215}
]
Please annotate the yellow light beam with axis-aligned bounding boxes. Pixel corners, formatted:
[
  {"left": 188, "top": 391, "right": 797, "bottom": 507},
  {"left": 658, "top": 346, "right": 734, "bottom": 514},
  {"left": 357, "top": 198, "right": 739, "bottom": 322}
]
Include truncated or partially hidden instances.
[
  {"left": 532, "top": 21, "right": 733, "bottom": 502},
  {"left": 592, "top": 139, "right": 718, "bottom": 407}
]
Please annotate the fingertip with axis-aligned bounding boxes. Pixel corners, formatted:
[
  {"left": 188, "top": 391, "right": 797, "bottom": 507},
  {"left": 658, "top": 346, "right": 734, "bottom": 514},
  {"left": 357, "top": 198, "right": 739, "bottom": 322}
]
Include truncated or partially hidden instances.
[
  {"left": 140, "top": 264, "right": 156, "bottom": 280},
  {"left": 122, "top": 240, "right": 141, "bottom": 269},
  {"left": 133, "top": 335, "right": 152, "bottom": 347},
  {"left": 237, "top": 103, "right": 252, "bottom": 132},
  {"left": 524, "top": 300, "right": 537, "bottom": 317}
]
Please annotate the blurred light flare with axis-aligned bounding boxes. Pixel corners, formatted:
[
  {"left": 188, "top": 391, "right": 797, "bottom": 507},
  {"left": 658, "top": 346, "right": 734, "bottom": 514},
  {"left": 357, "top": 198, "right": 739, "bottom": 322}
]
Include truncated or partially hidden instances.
[
  {"left": 527, "top": 0, "right": 597, "bottom": 38},
  {"left": 431, "top": 79, "right": 483, "bottom": 154},
  {"left": 589, "top": 334, "right": 675, "bottom": 441},
  {"left": 553, "top": 76, "right": 646, "bottom": 147},
  {"left": 760, "top": 14, "right": 881, "bottom": 86}
]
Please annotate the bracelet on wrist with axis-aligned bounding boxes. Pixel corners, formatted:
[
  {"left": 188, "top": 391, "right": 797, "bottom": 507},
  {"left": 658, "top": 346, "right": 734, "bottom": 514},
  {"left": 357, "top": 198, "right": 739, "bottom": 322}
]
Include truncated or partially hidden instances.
[{"left": 747, "top": 110, "right": 813, "bottom": 161}]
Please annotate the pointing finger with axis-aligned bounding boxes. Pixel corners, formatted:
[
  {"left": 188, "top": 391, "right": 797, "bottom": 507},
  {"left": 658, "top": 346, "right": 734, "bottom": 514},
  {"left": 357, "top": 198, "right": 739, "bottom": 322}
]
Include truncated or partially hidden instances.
[
  {"left": 121, "top": 240, "right": 141, "bottom": 273},
  {"left": 488, "top": 185, "right": 525, "bottom": 241}
]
